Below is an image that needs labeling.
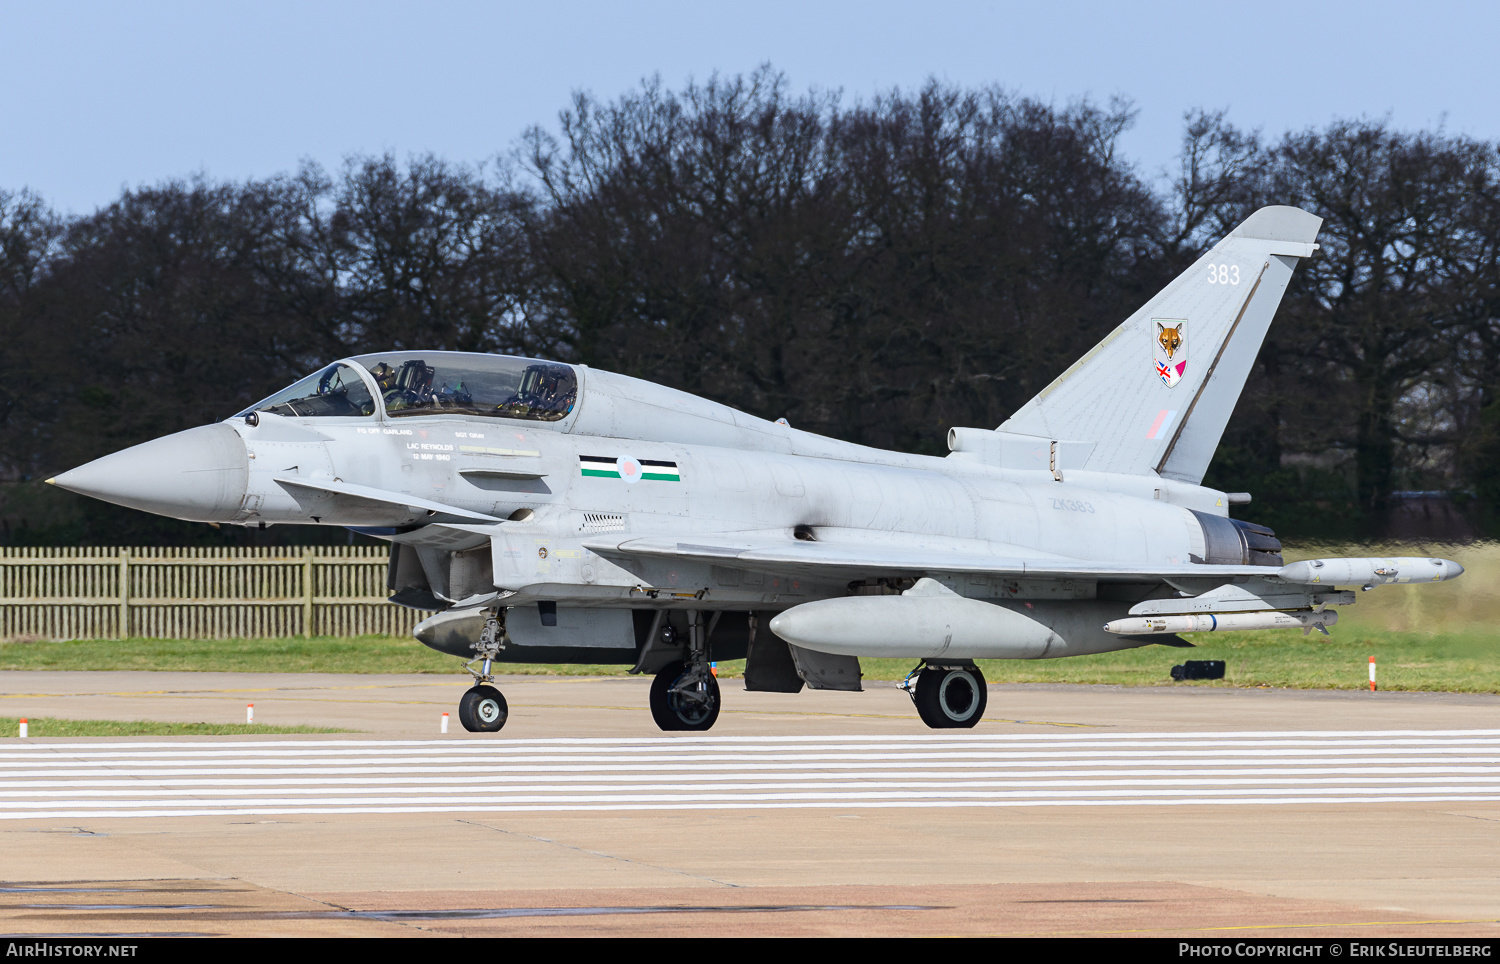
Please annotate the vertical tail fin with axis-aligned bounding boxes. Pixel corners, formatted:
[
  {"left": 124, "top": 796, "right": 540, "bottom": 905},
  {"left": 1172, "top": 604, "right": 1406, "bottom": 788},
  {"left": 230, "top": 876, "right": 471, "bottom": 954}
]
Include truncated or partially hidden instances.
[{"left": 997, "top": 205, "right": 1322, "bottom": 484}]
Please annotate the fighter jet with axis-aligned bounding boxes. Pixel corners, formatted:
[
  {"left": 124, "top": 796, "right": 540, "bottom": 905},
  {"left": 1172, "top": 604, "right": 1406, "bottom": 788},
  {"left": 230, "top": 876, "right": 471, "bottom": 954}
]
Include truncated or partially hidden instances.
[{"left": 48, "top": 205, "right": 1463, "bottom": 732}]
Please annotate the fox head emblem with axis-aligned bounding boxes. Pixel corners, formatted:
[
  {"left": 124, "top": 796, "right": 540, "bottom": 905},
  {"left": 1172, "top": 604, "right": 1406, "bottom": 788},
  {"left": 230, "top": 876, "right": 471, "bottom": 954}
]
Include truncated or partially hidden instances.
[{"left": 1157, "top": 322, "right": 1183, "bottom": 359}]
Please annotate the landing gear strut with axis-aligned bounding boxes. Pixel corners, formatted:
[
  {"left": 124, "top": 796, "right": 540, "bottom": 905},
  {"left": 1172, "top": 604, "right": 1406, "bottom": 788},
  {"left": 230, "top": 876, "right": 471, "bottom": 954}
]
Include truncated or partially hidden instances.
[
  {"left": 649, "top": 610, "right": 721, "bottom": 731},
  {"left": 459, "top": 608, "right": 509, "bottom": 733},
  {"left": 900, "top": 662, "right": 987, "bottom": 729}
]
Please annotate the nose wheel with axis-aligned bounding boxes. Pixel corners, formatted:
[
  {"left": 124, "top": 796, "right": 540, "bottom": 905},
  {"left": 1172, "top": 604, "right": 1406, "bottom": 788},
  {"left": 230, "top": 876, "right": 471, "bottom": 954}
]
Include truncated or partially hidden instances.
[
  {"left": 901, "top": 662, "right": 987, "bottom": 729},
  {"left": 459, "top": 684, "right": 508, "bottom": 732},
  {"left": 456, "top": 608, "right": 508, "bottom": 733}
]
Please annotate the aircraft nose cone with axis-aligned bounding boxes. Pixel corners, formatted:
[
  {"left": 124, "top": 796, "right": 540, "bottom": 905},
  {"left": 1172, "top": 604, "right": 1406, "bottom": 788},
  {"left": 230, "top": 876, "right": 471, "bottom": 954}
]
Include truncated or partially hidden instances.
[{"left": 49, "top": 424, "right": 248, "bottom": 522}]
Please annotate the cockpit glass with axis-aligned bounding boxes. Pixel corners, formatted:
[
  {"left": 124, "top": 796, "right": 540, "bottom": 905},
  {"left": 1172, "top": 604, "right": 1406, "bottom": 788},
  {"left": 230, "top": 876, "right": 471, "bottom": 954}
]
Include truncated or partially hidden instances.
[
  {"left": 239, "top": 363, "right": 375, "bottom": 418},
  {"left": 350, "top": 352, "right": 578, "bottom": 421}
]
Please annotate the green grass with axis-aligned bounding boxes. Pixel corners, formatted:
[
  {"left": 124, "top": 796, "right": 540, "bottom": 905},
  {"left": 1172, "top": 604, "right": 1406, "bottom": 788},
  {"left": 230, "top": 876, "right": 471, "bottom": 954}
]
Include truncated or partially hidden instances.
[
  {"left": 0, "top": 634, "right": 657, "bottom": 676},
  {"left": 2, "top": 716, "right": 347, "bottom": 737},
  {"left": 0, "top": 542, "right": 1494, "bottom": 692},
  {"left": 863, "top": 628, "right": 1500, "bottom": 692},
  {"left": 701, "top": 627, "right": 1499, "bottom": 692},
  {"left": 1, "top": 627, "right": 1496, "bottom": 692},
  {"left": 0, "top": 634, "right": 464, "bottom": 674}
]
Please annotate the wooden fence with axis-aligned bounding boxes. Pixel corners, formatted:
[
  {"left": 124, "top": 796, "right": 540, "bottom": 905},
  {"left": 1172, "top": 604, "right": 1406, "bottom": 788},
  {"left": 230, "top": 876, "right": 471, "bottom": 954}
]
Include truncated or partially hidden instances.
[{"left": 0, "top": 547, "right": 423, "bottom": 640}]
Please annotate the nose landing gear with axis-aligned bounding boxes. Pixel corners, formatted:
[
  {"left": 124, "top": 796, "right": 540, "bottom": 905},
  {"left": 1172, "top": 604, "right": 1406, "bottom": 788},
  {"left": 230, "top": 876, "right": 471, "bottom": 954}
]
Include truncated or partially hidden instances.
[
  {"left": 900, "top": 661, "right": 988, "bottom": 729},
  {"left": 459, "top": 684, "right": 508, "bottom": 732},
  {"left": 457, "top": 608, "right": 509, "bottom": 733}
]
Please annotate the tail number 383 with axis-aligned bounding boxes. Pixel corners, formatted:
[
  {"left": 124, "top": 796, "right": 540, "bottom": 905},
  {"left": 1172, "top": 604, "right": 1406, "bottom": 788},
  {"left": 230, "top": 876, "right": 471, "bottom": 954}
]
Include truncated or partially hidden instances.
[{"left": 1206, "top": 263, "right": 1240, "bottom": 284}]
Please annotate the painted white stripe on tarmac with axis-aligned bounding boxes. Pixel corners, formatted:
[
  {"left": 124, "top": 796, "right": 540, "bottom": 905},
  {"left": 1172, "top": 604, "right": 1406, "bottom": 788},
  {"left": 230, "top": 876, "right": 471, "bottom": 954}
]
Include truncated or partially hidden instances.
[
  {"left": 3, "top": 775, "right": 1500, "bottom": 803},
  {"left": 5, "top": 747, "right": 1500, "bottom": 770},
  {"left": 3, "top": 782, "right": 1500, "bottom": 809},
  {"left": 4, "top": 755, "right": 1500, "bottom": 782},
  {"left": 4, "top": 729, "right": 1500, "bottom": 754},
  {"left": 6, "top": 732, "right": 1500, "bottom": 750},
  {"left": 2, "top": 731, "right": 1498, "bottom": 820},
  {"left": 5, "top": 764, "right": 1500, "bottom": 789}
]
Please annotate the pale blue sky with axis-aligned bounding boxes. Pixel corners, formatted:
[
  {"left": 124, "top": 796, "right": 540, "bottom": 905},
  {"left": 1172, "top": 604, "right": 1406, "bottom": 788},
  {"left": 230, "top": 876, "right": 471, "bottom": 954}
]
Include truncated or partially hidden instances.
[{"left": 2, "top": 0, "right": 1493, "bottom": 213}]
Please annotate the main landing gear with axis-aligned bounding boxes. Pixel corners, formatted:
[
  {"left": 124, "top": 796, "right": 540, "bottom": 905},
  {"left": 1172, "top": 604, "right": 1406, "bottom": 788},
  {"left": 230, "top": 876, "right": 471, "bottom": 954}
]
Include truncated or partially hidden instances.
[
  {"left": 458, "top": 609, "right": 509, "bottom": 733},
  {"left": 648, "top": 610, "right": 721, "bottom": 731},
  {"left": 900, "top": 661, "right": 988, "bottom": 729}
]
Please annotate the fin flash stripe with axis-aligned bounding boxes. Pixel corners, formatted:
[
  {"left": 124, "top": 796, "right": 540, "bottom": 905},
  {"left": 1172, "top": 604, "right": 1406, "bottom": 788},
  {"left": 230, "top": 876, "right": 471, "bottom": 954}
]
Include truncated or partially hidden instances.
[{"left": 1147, "top": 410, "right": 1178, "bottom": 440}]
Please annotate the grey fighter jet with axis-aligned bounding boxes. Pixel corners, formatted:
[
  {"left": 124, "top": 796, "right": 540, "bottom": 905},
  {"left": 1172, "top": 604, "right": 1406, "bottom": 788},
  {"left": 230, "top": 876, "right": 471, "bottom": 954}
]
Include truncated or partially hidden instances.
[{"left": 49, "top": 206, "right": 1463, "bottom": 732}]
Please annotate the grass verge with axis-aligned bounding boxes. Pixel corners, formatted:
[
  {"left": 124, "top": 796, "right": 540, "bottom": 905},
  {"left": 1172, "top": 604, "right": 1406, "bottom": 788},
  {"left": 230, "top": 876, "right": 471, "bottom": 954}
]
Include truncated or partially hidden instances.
[
  {"left": 3, "top": 538, "right": 1497, "bottom": 693},
  {"left": 862, "top": 627, "right": 1500, "bottom": 692},
  {"left": 2, "top": 716, "right": 348, "bottom": 737},
  {"left": 0, "top": 628, "right": 1495, "bottom": 692},
  {"left": 0, "top": 635, "right": 463, "bottom": 674},
  {"left": 0, "top": 634, "right": 659, "bottom": 677},
  {"left": 704, "top": 627, "right": 1498, "bottom": 692}
]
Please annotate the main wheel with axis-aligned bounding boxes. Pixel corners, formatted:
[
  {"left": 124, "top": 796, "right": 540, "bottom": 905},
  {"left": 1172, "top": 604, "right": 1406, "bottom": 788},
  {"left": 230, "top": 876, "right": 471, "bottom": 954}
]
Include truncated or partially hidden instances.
[
  {"left": 649, "top": 662, "right": 721, "bottom": 731},
  {"left": 913, "top": 665, "right": 987, "bottom": 729},
  {"left": 458, "top": 684, "right": 508, "bottom": 732}
]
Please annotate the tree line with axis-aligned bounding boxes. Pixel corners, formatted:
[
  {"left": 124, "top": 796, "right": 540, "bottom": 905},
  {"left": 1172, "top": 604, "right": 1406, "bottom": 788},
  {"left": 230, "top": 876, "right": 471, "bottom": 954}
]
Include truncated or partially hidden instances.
[{"left": 3, "top": 69, "right": 1497, "bottom": 545}]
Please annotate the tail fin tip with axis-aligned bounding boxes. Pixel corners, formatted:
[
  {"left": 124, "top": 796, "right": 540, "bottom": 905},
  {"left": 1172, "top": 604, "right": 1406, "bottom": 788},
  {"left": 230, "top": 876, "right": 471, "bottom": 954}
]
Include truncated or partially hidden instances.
[{"left": 1230, "top": 205, "right": 1322, "bottom": 245}]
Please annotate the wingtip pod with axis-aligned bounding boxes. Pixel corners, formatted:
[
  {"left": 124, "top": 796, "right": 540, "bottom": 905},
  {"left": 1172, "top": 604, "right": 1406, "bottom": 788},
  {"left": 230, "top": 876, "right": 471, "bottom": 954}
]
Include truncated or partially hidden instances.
[{"left": 1276, "top": 557, "right": 1464, "bottom": 586}]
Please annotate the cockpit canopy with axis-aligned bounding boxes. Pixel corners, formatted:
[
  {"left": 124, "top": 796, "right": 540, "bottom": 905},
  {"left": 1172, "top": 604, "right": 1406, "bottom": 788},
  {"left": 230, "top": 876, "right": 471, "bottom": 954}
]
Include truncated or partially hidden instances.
[
  {"left": 239, "top": 352, "right": 578, "bottom": 422},
  {"left": 241, "top": 363, "right": 376, "bottom": 418},
  {"left": 353, "top": 352, "right": 577, "bottom": 421}
]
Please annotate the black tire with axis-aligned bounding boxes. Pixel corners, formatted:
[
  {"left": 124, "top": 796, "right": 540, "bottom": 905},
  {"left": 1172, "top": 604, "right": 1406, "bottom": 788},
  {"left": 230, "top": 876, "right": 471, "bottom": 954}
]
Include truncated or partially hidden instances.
[
  {"left": 649, "top": 662, "right": 721, "bottom": 732},
  {"left": 913, "top": 665, "right": 987, "bottom": 729},
  {"left": 458, "top": 684, "right": 508, "bottom": 733}
]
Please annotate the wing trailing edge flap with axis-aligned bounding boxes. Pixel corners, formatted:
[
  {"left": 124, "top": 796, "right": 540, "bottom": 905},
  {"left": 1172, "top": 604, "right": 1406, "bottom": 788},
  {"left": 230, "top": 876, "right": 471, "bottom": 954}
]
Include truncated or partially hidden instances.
[
  {"left": 582, "top": 529, "right": 1275, "bottom": 583},
  {"left": 273, "top": 477, "right": 502, "bottom": 524}
]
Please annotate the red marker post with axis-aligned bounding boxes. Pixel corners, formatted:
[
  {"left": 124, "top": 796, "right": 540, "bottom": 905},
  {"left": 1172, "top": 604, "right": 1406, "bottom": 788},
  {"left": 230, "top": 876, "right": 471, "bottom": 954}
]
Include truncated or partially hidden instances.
[
  {"left": 247, "top": 703, "right": 255, "bottom": 724},
  {"left": 1369, "top": 656, "right": 1377, "bottom": 692},
  {"left": 18, "top": 718, "right": 27, "bottom": 738}
]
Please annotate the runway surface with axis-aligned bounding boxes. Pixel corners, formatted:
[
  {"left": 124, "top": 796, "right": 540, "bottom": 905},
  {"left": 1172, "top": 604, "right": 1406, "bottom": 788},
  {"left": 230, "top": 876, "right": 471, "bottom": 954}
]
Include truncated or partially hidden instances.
[
  {"left": 1, "top": 674, "right": 1498, "bottom": 936},
  {"left": 5, "top": 729, "right": 1500, "bottom": 819}
]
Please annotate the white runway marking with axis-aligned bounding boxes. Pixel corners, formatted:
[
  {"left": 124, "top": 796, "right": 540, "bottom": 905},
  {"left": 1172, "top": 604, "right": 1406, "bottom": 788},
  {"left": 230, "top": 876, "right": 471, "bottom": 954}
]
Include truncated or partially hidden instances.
[{"left": 3, "top": 730, "right": 1499, "bottom": 819}]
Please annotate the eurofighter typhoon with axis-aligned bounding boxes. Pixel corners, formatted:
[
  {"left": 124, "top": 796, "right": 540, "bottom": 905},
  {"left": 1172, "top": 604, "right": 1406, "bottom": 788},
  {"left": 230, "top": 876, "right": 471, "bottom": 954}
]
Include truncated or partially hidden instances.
[{"left": 49, "top": 206, "right": 1463, "bottom": 732}]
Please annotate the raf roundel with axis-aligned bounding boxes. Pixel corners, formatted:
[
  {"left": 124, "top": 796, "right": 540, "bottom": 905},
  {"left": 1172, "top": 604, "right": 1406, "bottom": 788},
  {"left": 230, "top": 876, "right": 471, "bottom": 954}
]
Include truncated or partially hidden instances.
[{"left": 617, "top": 456, "right": 644, "bottom": 484}]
